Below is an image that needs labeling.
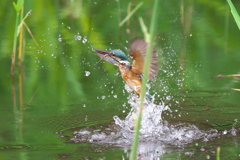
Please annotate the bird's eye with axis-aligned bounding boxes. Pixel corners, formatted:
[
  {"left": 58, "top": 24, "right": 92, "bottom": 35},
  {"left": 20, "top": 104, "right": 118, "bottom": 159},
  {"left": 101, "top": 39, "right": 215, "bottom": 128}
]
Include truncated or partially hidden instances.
[{"left": 109, "top": 52, "right": 114, "bottom": 56}]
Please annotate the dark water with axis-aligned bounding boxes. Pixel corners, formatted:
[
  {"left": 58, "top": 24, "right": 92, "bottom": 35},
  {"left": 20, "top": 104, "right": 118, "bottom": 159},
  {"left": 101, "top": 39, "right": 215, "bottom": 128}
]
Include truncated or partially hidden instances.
[{"left": 1, "top": 0, "right": 240, "bottom": 159}]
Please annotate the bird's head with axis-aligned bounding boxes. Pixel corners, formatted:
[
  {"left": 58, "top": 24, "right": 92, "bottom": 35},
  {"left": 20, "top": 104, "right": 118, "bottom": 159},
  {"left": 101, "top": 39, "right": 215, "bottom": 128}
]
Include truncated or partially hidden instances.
[
  {"left": 95, "top": 49, "right": 128, "bottom": 63},
  {"left": 108, "top": 49, "right": 128, "bottom": 61}
]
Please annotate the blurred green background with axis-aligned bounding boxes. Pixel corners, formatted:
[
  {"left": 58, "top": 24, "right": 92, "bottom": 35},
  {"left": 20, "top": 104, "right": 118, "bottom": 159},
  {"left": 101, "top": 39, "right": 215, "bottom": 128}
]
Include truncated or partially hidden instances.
[{"left": 0, "top": 0, "right": 240, "bottom": 159}]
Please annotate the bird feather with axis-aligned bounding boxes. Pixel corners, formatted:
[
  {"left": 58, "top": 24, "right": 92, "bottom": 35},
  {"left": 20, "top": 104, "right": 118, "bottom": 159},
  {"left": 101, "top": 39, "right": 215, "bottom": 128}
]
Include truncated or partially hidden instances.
[{"left": 129, "top": 38, "right": 158, "bottom": 80}]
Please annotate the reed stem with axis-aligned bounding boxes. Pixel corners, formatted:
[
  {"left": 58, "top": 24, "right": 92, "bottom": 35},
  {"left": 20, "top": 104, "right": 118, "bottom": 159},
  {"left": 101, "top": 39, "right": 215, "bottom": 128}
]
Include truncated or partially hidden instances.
[
  {"left": 119, "top": 2, "right": 143, "bottom": 27},
  {"left": 130, "top": 0, "right": 159, "bottom": 159},
  {"left": 216, "top": 147, "right": 220, "bottom": 160},
  {"left": 11, "top": 12, "right": 20, "bottom": 76}
]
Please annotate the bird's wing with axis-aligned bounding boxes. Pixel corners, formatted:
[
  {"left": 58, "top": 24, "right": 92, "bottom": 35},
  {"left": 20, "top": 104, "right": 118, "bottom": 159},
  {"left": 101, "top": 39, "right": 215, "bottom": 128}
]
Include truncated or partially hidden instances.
[{"left": 129, "top": 38, "right": 158, "bottom": 80}]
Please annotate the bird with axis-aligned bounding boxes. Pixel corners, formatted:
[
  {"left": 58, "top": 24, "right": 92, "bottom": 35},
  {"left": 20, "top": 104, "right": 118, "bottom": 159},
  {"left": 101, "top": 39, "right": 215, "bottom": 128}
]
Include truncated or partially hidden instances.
[{"left": 94, "top": 38, "right": 158, "bottom": 98}]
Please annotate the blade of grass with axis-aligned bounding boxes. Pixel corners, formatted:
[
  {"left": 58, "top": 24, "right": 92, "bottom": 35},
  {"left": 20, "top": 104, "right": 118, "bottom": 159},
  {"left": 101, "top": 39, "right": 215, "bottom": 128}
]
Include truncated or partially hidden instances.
[
  {"left": 119, "top": 1, "right": 143, "bottom": 27},
  {"left": 16, "top": 0, "right": 24, "bottom": 11},
  {"left": 13, "top": 0, "right": 24, "bottom": 13},
  {"left": 11, "top": 10, "right": 20, "bottom": 75},
  {"left": 227, "top": 0, "right": 240, "bottom": 30},
  {"left": 127, "top": 2, "right": 132, "bottom": 27},
  {"left": 23, "top": 22, "right": 40, "bottom": 47},
  {"left": 11, "top": 0, "right": 24, "bottom": 75},
  {"left": 18, "top": 6, "right": 25, "bottom": 67},
  {"left": 116, "top": 0, "right": 121, "bottom": 25},
  {"left": 17, "top": 10, "right": 31, "bottom": 36},
  {"left": 139, "top": 17, "right": 150, "bottom": 41},
  {"left": 20, "top": 10, "right": 40, "bottom": 48},
  {"left": 216, "top": 147, "right": 220, "bottom": 160},
  {"left": 129, "top": 0, "right": 159, "bottom": 159},
  {"left": 18, "top": 5, "right": 24, "bottom": 109}
]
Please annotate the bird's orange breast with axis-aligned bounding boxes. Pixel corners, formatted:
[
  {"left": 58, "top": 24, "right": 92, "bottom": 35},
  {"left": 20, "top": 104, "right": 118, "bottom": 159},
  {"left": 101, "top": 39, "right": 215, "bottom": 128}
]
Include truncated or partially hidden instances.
[{"left": 119, "top": 69, "right": 142, "bottom": 95}]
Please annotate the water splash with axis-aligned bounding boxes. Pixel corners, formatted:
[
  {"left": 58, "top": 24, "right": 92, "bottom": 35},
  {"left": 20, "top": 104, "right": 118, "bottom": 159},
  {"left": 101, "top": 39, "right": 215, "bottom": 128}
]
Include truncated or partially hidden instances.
[
  {"left": 113, "top": 95, "right": 166, "bottom": 139},
  {"left": 71, "top": 95, "right": 220, "bottom": 148}
]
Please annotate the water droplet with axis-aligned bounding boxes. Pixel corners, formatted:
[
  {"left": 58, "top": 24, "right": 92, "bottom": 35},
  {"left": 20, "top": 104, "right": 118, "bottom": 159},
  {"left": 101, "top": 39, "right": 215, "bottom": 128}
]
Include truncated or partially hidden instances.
[
  {"left": 113, "top": 95, "right": 117, "bottom": 98},
  {"left": 166, "top": 96, "right": 171, "bottom": 100},
  {"left": 101, "top": 96, "right": 106, "bottom": 99},
  {"left": 206, "top": 155, "right": 210, "bottom": 159},
  {"left": 85, "top": 71, "right": 90, "bottom": 76},
  {"left": 74, "top": 35, "right": 82, "bottom": 40},
  {"left": 67, "top": 26, "right": 71, "bottom": 29},
  {"left": 58, "top": 38, "right": 62, "bottom": 42},
  {"left": 82, "top": 36, "right": 87, "bottom": 43},
  {"left": 190, "top": 34, "right": 192, "bottom": 36},
  {"left": 83, "top": 104, "right": 86, "bottom": 107},
  {"left": 51, "top": 54, "right": 54, "bottom": 56},
  {"left": 94, "top": 2, "right": 97, "bottom": 4},
  {"left": 27, "top": 12, "right": 31, "bottom": 16},
  {"left": 223, "top": 130, "right": 227, "bottom": 134}
]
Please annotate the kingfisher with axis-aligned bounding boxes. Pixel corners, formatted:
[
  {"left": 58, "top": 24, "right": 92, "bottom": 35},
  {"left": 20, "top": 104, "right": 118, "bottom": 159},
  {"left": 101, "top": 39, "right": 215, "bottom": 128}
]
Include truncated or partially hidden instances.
[{"left": 94, "top": 38, "right": 158, "bottom": 98}]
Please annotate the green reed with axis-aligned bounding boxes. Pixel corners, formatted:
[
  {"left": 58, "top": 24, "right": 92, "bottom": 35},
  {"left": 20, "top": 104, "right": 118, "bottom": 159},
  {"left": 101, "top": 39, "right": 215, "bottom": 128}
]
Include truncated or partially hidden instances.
[
  {"left": 129, "top": 0, "right": 159, "bottom": 160},
  {"left": 227, "top": 0, "right": 240, "bottom": 30},
  {"left": 216, "top": 147, "right": 220, "bottom": 160},
  {"left": 11, "top": 0, "right": 24, "bottom": 75},
  {"left": 119, "top": 2, "right": 143, "bottom": 27}
]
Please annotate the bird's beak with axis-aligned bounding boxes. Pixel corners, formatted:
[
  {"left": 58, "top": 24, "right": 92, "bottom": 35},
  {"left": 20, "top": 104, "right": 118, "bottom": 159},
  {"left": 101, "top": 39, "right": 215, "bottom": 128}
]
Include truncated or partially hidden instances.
[
  {"left": 94, "top": 49, "right": 111, "bottom": 55},
  {"left": 94, "top": 49, "right": 119, "bottom": 65}
]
